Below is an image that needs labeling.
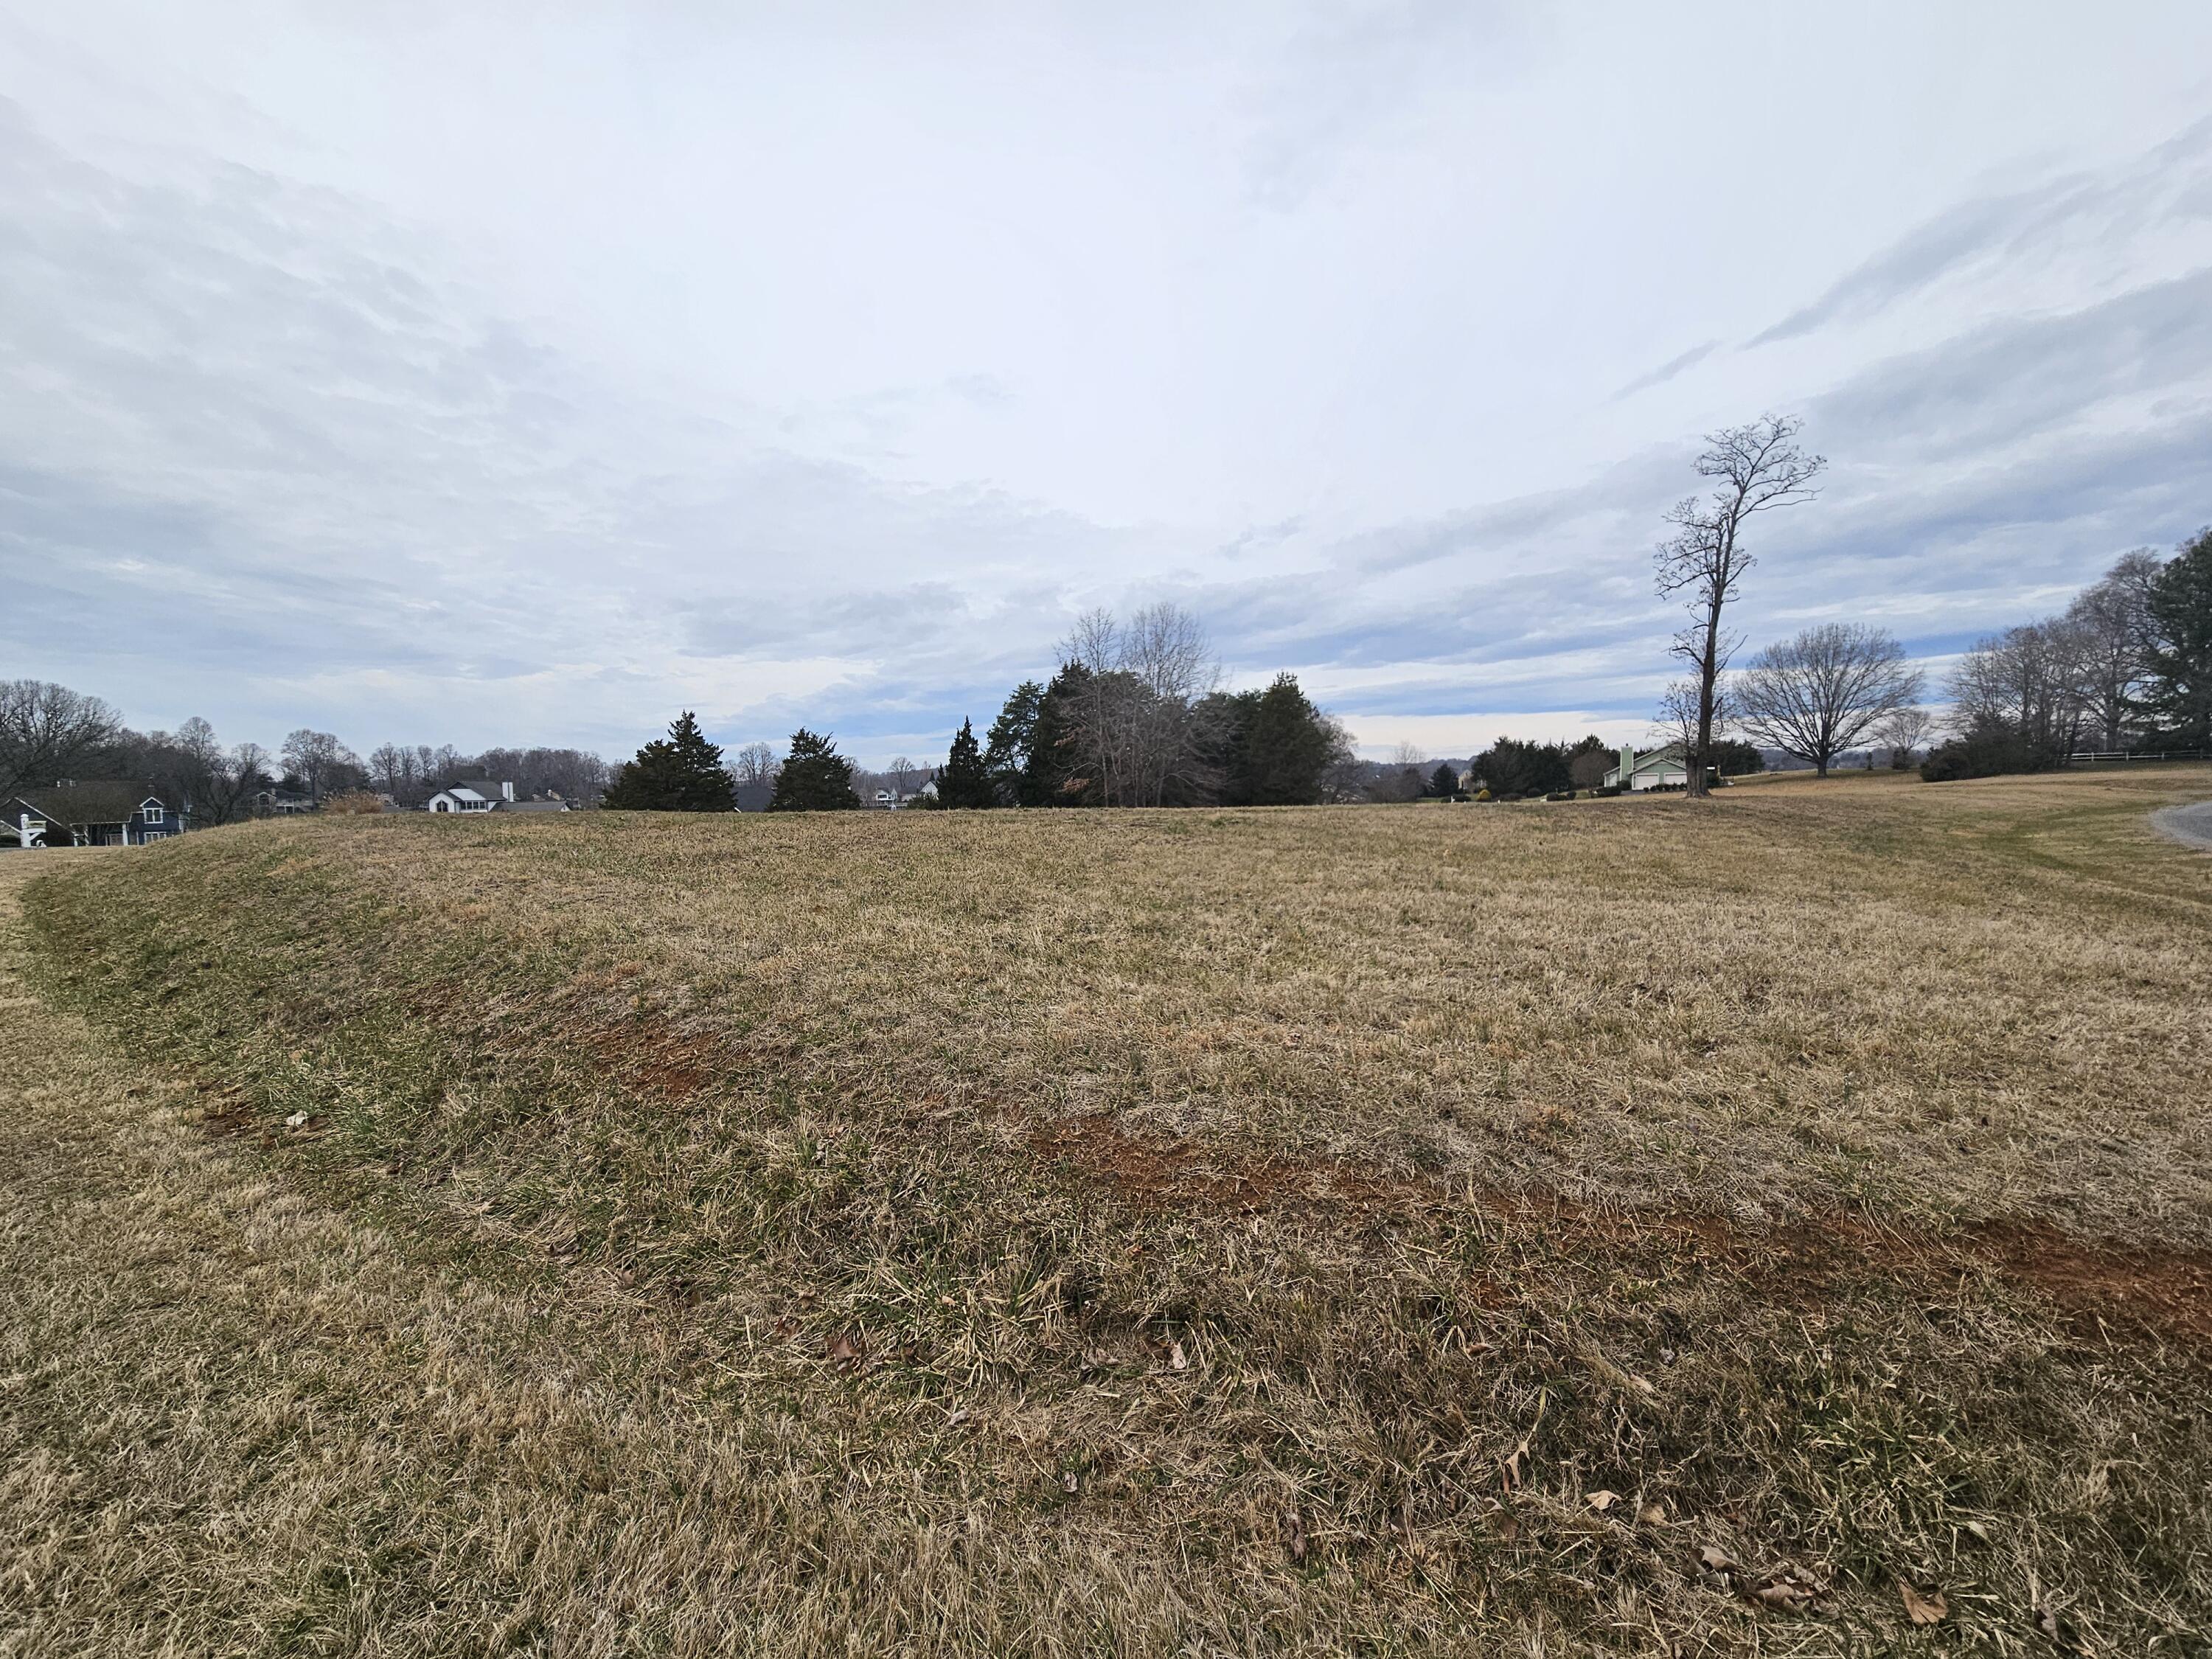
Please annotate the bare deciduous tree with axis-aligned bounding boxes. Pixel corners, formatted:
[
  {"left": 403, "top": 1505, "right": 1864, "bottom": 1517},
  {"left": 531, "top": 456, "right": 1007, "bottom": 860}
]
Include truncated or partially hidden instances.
[
  {"left": 1316, "top": 717, "right": 1364, "bottom": 803},
  {"left": 2066, "top": 548, "right": 2163, "bottom": 751},
  {"left": 1950, "top": 619, "right": 2093, "bottom": 764},
  {"left": 1053, "top": 603, "right": 1222, "bottom": 807},
  {"left": 1654, "top": 415, "right": 1825, "bottom": 799},
  {"left": 1877, "top": 706, "right": 1936, "bottom": 767},
  {"left": 885, "top": 755, "right": 919, "bottom": 799},
  {"left": 0, "top": 680, "right": 122, "bottom": 799},
  {"left": 1652, "top": 679, "right": 1711, "bottom": 761},
  {"left": 1733, "top": 624, "right": 1924, "bottom": 777},
  {"left": 280, "top": 728, "right": 362, "bottom": 803},
  {"left": 731, "top": 741, "right": 779, "bottom": 786},
  {"left": 204, "top": 741, "right": 271, "bottom": 825}
]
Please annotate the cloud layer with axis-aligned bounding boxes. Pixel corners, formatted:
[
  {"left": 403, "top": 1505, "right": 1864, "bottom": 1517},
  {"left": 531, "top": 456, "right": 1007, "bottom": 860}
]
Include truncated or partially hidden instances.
[{"left": 3, "top": 6, "right": 2211, "bottom": 764}]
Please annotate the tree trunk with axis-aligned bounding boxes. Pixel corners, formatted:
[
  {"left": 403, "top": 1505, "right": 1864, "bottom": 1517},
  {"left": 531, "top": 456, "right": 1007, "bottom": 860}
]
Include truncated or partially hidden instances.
[{"left": 1688, "top": 585, "right": 1724, "bottom": 800}]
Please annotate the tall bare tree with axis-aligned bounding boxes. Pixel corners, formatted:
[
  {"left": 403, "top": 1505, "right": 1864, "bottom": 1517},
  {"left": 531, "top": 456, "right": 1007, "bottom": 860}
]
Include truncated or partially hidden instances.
[
  {"left": 1654, "top": 415, "right": 1825, "bottom": 799},
  {"left": 0, "top": 680, "right": 122, "bottom": 799},
  {"left": 1733, "top": 624, "right": 1924, "bottom": 776},
  {"left": 1950, "top": 620, "right": 2092, "bottom": 765},
  {"left": 2066, "top": 548, "right": 2163, "bottom": 751}
]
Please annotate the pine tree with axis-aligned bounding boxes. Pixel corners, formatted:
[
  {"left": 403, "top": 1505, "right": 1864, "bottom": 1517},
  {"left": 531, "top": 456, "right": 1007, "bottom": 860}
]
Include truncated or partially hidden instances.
[
  {"left": 982, "top": 681, "right": 1043, "bottom": 805},
  {"left": 601, "top": 712, "right": 735, "bottom": 812},
  {"left": 1023, "top": 664, "right": 1094, "bottom": 806},
  {"left": 2143, "top": 528, "right": 2212, "bottom": 745},
  {"left": 1428, "top": 762, "right": 1461, "bottom": 799},
  {"left": 767, "top": 728, "right": 861, "bottom": 811},
  {"left": 936, "top": 718, "right": 995, "bottom": 808},
  {"left": 1242, "top": 673, "right": 1334, "bottom": 804}
]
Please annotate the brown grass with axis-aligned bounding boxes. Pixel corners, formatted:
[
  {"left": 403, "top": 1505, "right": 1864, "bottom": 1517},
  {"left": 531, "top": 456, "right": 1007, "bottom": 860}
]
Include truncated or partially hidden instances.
[{"left": 4, "top": 767, "right": 2211, "bottom": 1655}]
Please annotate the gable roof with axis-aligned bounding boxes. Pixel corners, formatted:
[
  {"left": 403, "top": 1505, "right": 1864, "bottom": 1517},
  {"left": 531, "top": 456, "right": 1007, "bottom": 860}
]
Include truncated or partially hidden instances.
[{"left": 10, "top": 782, "right": 171, "bottom": 826}]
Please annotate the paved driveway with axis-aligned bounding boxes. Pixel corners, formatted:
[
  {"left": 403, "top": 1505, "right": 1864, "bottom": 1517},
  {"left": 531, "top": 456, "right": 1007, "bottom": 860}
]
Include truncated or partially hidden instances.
[{"left": 2149, "top": 799, "right": 2212, "bottom": 849}]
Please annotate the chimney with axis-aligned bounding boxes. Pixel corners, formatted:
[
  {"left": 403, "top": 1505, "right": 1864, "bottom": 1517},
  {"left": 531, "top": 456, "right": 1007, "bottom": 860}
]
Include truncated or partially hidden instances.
[
  {"left": 501, "top": 780, "right": 515, "bottom": 801},
  {"left": 1618, "top": 746, "right": 1635, "bottom": 788}
]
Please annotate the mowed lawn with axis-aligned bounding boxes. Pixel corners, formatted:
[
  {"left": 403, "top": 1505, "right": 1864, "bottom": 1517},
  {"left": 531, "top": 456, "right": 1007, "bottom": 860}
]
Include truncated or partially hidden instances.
[{"left": 4, "top": 768, "right": 2210, "bottom": 1655}]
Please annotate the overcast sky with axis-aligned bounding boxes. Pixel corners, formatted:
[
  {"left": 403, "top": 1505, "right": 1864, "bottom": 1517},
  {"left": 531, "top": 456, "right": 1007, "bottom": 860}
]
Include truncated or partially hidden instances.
[{"left": 5, "top": 3, "right": 2211, "bottom": 766}]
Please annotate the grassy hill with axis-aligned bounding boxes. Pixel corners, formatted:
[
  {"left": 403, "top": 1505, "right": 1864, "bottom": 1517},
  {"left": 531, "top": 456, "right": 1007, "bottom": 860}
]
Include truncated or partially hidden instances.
[{"left": 5, "top": 768, "right": 2211, "bottom": 1655}]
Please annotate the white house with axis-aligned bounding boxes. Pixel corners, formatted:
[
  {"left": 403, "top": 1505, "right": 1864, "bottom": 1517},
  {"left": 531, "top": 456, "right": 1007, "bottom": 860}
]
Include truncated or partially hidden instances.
[
  {"left": 425, "top": 780, "right": 515, "bottom": 813},
  {"left": 1604, "top": 744, "right": 1695, "bottom": 791}
]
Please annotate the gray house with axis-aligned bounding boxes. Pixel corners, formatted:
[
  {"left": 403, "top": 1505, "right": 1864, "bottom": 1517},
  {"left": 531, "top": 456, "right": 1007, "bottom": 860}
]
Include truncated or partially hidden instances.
[{"left": 4, "top": 783, "right": 184, "bottom": 848}]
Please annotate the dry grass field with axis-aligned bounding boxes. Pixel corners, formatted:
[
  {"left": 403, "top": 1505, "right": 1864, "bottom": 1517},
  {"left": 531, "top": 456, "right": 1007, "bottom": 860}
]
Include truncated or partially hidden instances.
[{"left": 4, "top": 766, "right": 2211, "bottom": 1655}]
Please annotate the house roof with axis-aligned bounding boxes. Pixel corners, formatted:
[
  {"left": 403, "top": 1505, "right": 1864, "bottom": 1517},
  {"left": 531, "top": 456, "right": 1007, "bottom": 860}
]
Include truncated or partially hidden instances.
[
  {"left": 499, "top": 799, "right": 568, "bottom": 813},
  {"left": 433, "top": 786, "right": 490, "bottom": 803},
  {"left": 10, "top": 781, "right": 170, "bottom": 826}
]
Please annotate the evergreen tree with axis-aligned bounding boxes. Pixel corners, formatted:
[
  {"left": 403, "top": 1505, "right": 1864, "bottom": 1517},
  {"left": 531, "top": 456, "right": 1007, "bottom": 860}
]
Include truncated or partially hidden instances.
[
  {"left": 2143, "top": 528, "right": 2212, "bottom": 745},
  {"left": 936, "top": 717, "right": 995, "bottom": 808},
  {"left": 768, "top": 728, "right": 861, "bottom": 811},
  {"left": 1242, "top": 674, "right": 1335, "bottom": 804},
  {"left": 1428, "top": 762, "right": 1461, "bottom": 799},
  {"left": 601, "top": 711, "right": 735, "bottom": 811},
  {"left": 1198, "top": 687, "right": 1264, "bottom": 805},
  {"left": 1023, "top": 664, "right": 1095, "bottom": 806},
  {"left": 982, "top": 681, "right": 1043, "bottom": 805}
]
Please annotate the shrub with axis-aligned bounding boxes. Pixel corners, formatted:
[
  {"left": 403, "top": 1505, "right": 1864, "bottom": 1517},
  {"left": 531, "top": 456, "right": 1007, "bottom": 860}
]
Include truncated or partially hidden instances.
[{"left": 1920, "top": 729, "right": 2058, "bottom": 782}]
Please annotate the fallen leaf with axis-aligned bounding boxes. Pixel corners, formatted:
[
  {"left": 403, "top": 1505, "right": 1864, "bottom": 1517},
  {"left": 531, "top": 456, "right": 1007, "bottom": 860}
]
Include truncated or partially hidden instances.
[
  {"left": 1283, "top": 1507, "right": 1308, "bottom": 1564},
  {"left": 825, "top": 1330, "right": 866, "bottom": 1366},
  {"left": 284, "top": 1111, "right": 309, "bottom": 1129},
  {"left": 1167, "top": 1340, "right": 1188, "bottom": 1371},
  {"left": 1060, "top": 1470, "right": 1079, "bottom": 1494},
  {"left": 946, "top": 1408, "right": 970, "bottom": 1427},
  {"left": 1585, "top": 1489, "right": 1620, "bottom": 1512},
  {"left": 1900, "top": 1582, "right": 1947, "bottom": 1626},
  {"left": 1639, "top": 1503, "right": 1667, "bottom": 1525},
  {"left": 1500, "top": 1443, "right": 1529, "bottom": 1490},
  {"left": 1754, "top": 1582, "right": 1812, "bottom": 1610},
  {"left": 1698, "top": 1544, "right": 1738, "bottom": 1573}
]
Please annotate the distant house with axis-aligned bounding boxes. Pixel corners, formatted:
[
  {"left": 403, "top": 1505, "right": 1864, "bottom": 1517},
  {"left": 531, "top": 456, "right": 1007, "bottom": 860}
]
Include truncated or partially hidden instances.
[
  {"left": 253, "top": 786, "right": 315, "bottom": 815},
  {"left": 1604, "top": 744, "right": 1700, "bottom": 792},
  {"left": 425, "top": 780, "right": 514, "bottom": 813},
  {"left": 4, "top": 783, "right": 183, "bottom": 848},
  {"left": 425, "top": 781, "right": 571, "bottom": 814}
]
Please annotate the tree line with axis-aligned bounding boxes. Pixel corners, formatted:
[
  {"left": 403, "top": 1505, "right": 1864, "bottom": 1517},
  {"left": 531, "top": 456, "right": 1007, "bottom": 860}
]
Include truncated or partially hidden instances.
[
  {"left": 1921, "top": 529, "right": 2210, "bottom": 779},
  {"left": 601, "top": 606, "right": 1363, "bottom": 813},
  {"left": 0, "top": 689, "right": 614, "bottom": 824}
]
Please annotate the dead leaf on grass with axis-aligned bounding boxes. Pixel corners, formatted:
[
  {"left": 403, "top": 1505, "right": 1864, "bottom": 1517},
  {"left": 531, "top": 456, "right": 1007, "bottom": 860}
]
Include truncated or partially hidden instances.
[
  {"left": 1282, "top": 1507, "right": 1308, "bottom": 1564},
  {"left": 1500, "top": 1443, "right": 1529, "bottom": 1490},
  {"left": 1167, "top": 1340, "right": 1188, "bottom": 1371},
  {"left": 825, "top": 1330, "right": 866, "bottom": 1367},
  {"left": 1585, "top": 1489, "right": 1619, "bottom": 1512},
  {"left": 1900, "top": 1582, "right": 1947, "bottom": 1626},
  {"left": 1698, "top": 1544, "right": 1738, "bottom": 1573}
]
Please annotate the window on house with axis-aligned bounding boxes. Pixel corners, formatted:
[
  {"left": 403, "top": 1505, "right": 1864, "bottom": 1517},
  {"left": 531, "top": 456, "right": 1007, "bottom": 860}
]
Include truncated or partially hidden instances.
[{"left": 144, "top": 804, "right": 164, "bottom": 823}]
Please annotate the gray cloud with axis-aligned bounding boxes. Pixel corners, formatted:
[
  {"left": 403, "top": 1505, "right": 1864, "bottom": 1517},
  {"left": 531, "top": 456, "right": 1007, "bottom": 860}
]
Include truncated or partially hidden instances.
[{"left": 1750, "top": 116, "right": 2212, "bottom": 346}]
